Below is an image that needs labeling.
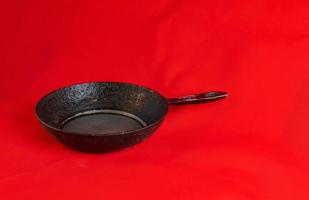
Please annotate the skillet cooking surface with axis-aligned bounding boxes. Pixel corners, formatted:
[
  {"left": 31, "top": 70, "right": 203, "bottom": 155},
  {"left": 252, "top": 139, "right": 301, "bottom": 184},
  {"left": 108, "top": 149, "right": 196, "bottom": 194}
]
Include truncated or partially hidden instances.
[{"left": 60, "top": 109, "right": 147, "bottom": 135}]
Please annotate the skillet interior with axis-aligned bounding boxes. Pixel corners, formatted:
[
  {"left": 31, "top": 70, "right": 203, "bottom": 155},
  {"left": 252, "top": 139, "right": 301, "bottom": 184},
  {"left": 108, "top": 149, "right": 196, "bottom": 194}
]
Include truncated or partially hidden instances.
[{"left": 35, "top": 82, "right": 168, "bottom": 135}]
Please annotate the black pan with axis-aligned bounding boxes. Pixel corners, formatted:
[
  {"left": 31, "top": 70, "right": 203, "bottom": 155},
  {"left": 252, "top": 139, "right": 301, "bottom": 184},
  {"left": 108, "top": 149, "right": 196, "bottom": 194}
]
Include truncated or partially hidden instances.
[{"left": 35, "top": 82, "right": 227, "bottom": 152}]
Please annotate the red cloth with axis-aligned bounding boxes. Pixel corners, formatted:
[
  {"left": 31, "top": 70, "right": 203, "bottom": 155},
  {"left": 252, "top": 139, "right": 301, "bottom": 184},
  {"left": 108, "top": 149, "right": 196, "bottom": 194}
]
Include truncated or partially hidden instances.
[{"left": 1, "top": 0, "right": 309, "bottom": 199}]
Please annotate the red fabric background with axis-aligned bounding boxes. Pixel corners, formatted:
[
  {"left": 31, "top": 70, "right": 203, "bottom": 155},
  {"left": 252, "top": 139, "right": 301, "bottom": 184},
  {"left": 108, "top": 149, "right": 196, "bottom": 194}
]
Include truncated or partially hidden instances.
[{"left": 1, "top": 0, "right": 309, "bottom": 199}]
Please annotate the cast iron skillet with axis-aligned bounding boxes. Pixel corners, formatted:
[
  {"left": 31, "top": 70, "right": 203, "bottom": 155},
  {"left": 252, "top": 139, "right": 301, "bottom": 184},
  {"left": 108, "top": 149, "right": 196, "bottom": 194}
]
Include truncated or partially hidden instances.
[{"left": 36, "top": 82, "right": 227, "bottom": 153}]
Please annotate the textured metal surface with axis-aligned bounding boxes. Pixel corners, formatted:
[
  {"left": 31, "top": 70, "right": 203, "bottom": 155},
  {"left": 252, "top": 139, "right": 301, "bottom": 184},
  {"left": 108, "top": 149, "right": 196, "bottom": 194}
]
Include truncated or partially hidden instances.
[{"left": 36, "top": 82, "right": 168, "bottom": 152}]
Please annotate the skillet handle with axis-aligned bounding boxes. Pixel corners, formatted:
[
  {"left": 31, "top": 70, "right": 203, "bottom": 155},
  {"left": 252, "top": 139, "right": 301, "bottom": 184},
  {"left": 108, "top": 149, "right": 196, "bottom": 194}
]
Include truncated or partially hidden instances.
[{"left": 167, "top": 91, "right": 228, "bottom": 106}]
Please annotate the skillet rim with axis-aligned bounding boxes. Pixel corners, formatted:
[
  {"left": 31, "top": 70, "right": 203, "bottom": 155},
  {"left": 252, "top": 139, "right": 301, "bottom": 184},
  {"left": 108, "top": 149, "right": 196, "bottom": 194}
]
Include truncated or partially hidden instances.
[{"left": 35, "top": 81, "right": 169, "bottom": 136}]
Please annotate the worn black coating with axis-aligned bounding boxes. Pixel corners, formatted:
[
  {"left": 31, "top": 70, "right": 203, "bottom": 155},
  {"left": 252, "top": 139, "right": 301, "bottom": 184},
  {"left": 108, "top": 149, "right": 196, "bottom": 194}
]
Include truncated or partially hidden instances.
[
  {"left": 61, "top": 112, "right": 146, "bottom": 134},
  {"left": 36, "top": 82, "right": 168, "bottom": 152},
  {"left": 36, "top": 82, "right": 228, "bottom": 153}
]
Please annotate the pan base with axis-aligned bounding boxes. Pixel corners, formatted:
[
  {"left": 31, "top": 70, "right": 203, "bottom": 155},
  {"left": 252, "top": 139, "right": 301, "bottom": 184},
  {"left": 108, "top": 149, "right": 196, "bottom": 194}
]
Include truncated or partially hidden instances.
[{"left": 60, "top": 109, "right": 147, "bottom": 135}]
